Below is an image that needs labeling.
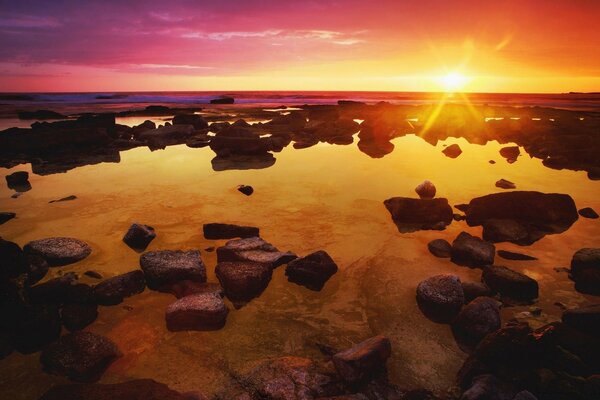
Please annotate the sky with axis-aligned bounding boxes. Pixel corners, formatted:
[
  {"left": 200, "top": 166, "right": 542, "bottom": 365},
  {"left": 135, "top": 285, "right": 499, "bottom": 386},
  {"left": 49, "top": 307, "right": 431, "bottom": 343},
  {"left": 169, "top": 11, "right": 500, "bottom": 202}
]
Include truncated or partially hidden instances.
[{"left": 0, "top": 0, "right": 599, "bottom": 93}]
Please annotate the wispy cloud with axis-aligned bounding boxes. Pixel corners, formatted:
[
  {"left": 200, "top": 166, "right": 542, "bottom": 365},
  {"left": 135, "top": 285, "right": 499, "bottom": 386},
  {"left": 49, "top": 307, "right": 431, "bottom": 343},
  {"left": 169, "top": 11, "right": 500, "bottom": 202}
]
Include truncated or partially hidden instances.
[
  {"left": 0, "top": 14, "right": 60, "bottom": 28},
  {"left": 180, "top": 28, "right": 366, "bottom": 45},
  {"left": 137, "top": 63, "right": 214, "bottom": 70}
]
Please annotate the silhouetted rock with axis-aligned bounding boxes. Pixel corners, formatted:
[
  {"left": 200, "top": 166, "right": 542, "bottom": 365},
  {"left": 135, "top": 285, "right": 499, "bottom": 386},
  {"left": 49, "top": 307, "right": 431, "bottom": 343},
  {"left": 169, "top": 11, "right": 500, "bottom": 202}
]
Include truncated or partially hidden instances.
[
  {"left": 0, "top": 237, "right": 30, "bottom": 281},
  {"left": 578, "top": 207, "right": 599, "bottom": 219},
  {"left": 215, "top": 261, "right": 272, "bottom": 307},
  {"left": 203, "top": 223, "right": 259, "bottom": 240},
  {"left": 61, "top": 303, "right": 98, "bottom": 331},
  {"left": 495, "top": 179, "right": 516, "bottom": 189},
  {"left": 461, "top": 282, "right": 493, "bottom": 303},
  {"left": 415, "top": 180, "right": 436, "bottom": 199},
  {"left": 25, "top": 254, "right": 49, "bottom": 285},
  {"left": 210, "top": 127, "right": 272, "bottom": 156},
  {"left": 416, "top": 274, "right": 464, "bottom": 323},
  {"left": 482, "top": 265, "right": 538, "bottom": 302},
  {"left": 18, "top": 110, "right": 67, "bottom": 120},
  {"left": 212, "top": 154, "right": 276, "bottom": 171},
  {"left": 500, "top": 146, "right": 520, "bottom": 163},
  {"left": 285, "top": 250, "right": 338, "bottom": 291},
  {"left": 139, "top": 124, "right": 195, "bottom": 149},
  {"left": 165, "top": 292, "right": 228, "bottom": 331},
  {"left": 332, "top": 335, "right": 392, "bottom": 384},
  {"left": 24, "top": 237, "right": 92, "bottom": 266},
  {"left": 570, "top": 248, "right": 600, "bottom": 295},
  {"left": 140, "top": 250, "right": 206, "bottom": 290},
  {"left": 497, "top": 250, "right": 537, "bottom": 261},
  {"left": 93, "top": 270, "right": 146, "bottom": 305},
  {"left": 172, "top": 113, "right": 209, "bottom": 129},
  {"left": 123, "top": 223, "right": 156, "bottom": 251},
  {"left": 562, "top": 304, "right": 600, "bottom": 336},
  {"left": 5, "top": 171, "right": 29, "bottom": 189},
  {"left": 384, "top": 197, "right": 453, "bottom": 232},
  {"left": 210, "top": 96, "right": 235, "bottom": 104},
  {"left": 451, "top": 232, "right": 495, "bottom": 267},
  {"left": 442, "top": 143, "right": 462, "bottom": 158},
  {"left": 40, "top": 331, "right": 122, "bottom": 382},
  {"left": 452, "top": 297, "right": 501, "bottom": 353},
  {"left": 0, "top": 212, "right": 16, "bottom": 225},
  {"left": 11, "top": 304, "right": 61, "bottom": 354},
  {"left": 216, "top": 237, "right": 297, "bottom": 268},
  {"left": 27, "top": 272, "right": 94, "bottom": 305},
  {"left": 237, "top": 184, "right": 254, "bottom": 195},
  {"left": 427, "top": 239, "right": 452, "bottom": 258}
]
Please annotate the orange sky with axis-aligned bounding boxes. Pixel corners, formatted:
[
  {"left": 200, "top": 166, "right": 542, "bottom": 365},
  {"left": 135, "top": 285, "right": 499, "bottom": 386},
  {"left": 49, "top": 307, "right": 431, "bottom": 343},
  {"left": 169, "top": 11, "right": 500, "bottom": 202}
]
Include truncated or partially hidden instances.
[{"left": 0, "top": 0, "right": 599, "bottom": 93}]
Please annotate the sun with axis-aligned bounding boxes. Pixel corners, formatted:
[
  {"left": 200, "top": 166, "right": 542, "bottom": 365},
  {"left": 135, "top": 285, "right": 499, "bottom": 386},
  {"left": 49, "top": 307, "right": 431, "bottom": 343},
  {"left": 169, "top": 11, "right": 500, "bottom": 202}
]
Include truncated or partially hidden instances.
[{"left": 440, "top": 72, "right": 469, "bottom": 92}]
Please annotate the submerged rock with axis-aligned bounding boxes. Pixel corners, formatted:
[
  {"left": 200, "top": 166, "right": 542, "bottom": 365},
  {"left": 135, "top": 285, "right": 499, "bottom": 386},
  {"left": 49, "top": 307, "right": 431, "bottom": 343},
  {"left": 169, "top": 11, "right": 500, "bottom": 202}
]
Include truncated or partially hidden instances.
[
  {"left": 165, "top": 292, "right": 228, "bottom": 331},
  {"left": 24, "top": 237, "right": 92, "bottom": 266},
  {"left": 238, "top": 184, "right": 254, "bottom": 196},
  {"left": 416, "top": 274, "right": 464, "bottom": 323},
  {"left": 482, "top": 265, "right": 538, "bottom": 303},
  {"left": 215, "top": 261, "right": 273, "bottom": 307},
  {"left": 497, "top": 250, "right": 537, "bottom": 261},
  {"left": 451, "top": 232, "right": 495, "bottom": 267},
  {"left": 140, "top": 250, "right": 206, "bottom": 290},
  {"left": 122, "top": 223, "right": 156, "bottom": 251},
  {"left": 442, "top": 143, "right": 463, "bottom": 158},
  {"left": 415, "top": 180, "right": 436, "bottom": 199},
  {"left": 461, "top": 282, "right": 493, "bottom": 304},
  {"left": 0, "top": 212, "right": 16, "bottom": 225},
  {"left": 562, "top": 304, "right": 600, "bottom": 336},
  {"left": 285, "top": 250, "right": 338, "bottom": 291},
  {"left": 93, "top": 270, "right": 146, "bottom": 305},
  {"left": 61, "top": 303, "right": 98, "bottom": 331},
  {"left": 451, "top": 297, "right": 501, "bottom": 353},
  {"left": 216, "top": 237, "right": 297, "bottom": 268},
  {"left": 428, "top": 239, "right": 452, "bottom": 258},
  {"left": 203, "top": 223, "right": 259, "bottom": 240},
  {"left": 578, "top": 207, "right": 599, "bottom": 219},
  {"left": 384, "top": 197, "right": 453, "bottom": 232},
  {"left": 495, "top": 179, "right": 516, "bottom": 189},
  {"left": 332, "top": 335, "right": 392, "bottom": 384},
  {"left": 570, "top": 248, "right": 600, "bottom": 295}
]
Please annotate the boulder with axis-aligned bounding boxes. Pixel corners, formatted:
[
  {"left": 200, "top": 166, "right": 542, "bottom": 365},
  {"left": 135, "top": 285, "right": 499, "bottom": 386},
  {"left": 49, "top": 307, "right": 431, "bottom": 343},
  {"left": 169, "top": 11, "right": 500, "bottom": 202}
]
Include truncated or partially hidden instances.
[
  {"left": 24, "top": 237, "right": 92, "bottom": 266},
  {"left": 215, "top": 261, "right": 273, "bottom": 307},
  {"left": 497, "top": 250, "right": 537, "bottom": 261},
  {"left": 140, "top": 250, "right": 206, "bottom": 290},
  {"left": 332, "top": 335, "right": 392, "bottom": 384},
  {"left": 461, "top": 282, "right": 493, "bottom": 304},
  {"left": 578, "top": 207, "right": 599, "bottom": 219},
  {"left": 569, "top": 248, "right": 600, "bottom": 295},
  {"left": 442, "top": 143, "right": 462, "bottom": 158},
  {"left": 451, "top": 297, "right": 501, "bottom": 353},
  {"left": 285, "top": 250, "right": 338, "bottom": 291},
  {"left": 165, "top": 293, "right": 228, "bottom": 331},
  {"left": 500, "top": 146, "right": 520, "bottom": 163},
  {"left": 216, "top": 237, "right": 297, "bottom": 268},
  {"left": 451, "top": 232, "right": 495, "bottom": 267},
  {"left": 61, "top": 303, "right": 98, "bottom": 331},
  {"left": 237, "top": 184, "right": 254, "bottom": 195},
  {"left": 495, "top": 179, "right": 516, "bottom": 189},
  {"left": 93, "top": 270, "right": 146, "bottom": 305},
  {"left": 172, "top": 113, "right": 209, "bottom": 129},
  {"left": 482, "top": 266, "right": 538, "bottom": 302},
  {"left": 40, "top": 331, "right": 122, "bottom": 382},
  {"left": 0, "top": 212, "right": 16, "bottom": 225},
  {"left": 428, "top": 239, "right": 452, "bottom": 258},
  {"left": 122, "top": 223, "right": 156, "bottom": 251},
  {"left": 562, "top": 304, "right": 600, "bottom": 336},
  {"left": 415, "top": 180, "right": 436, "bottom": 199},
  {"left": 203, "top": 223, "right": 259, "bottom": 240},
  {"left": 383, "top": 197, "right": 453, "bottom": 232},
  {"left": 416, "top": 274, "right": 464, "bottom": 323}
]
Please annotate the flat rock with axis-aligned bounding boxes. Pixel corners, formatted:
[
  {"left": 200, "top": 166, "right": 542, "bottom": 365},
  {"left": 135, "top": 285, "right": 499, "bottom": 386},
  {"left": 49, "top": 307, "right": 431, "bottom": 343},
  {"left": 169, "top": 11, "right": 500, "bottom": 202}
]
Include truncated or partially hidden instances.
[
  {"left": 140, "top": 250, "right": 206, "bottom": 290},
  {"left": 497, "top": 250, "right": 537, "bottom": 261},
  {"left": 24, "top": 237, "right": 92, "bottom": 266},
  {"left": 495, "top": 179, "right": 516, "bottom": 189},
  {"left": 562, "top": 304, "right": 600, "bottom": 336},
  {"left": 123, "top": 223, "right": 156, "bottom": 250},
  {"left": 93, "top": 270, "right": 146, "bottom": 305},
  {"left": 451, "top": 232, "right": 495, "bottom": 267},
  {"left": 570, "top": 248, "right": 600, "bottom": 295},
  {"left": 40, "top": 331, "right": 122, "bottom": 382},
  {"left": 215, "top": 261, "right": 273, "bottom": 307},
  {"left": 442, "top": 143, "right": 462, "bottom": 158},
  {"left": 237, "top": 184, "right": 254, "bottom": 196},
  {"left": 384, "top": 197, "right": 453, "bottom": 232},
  {"left": 415, "top": 180, "right": 436, "bottom": 199},
  {"left": 332, "top": 335, "right": 392, "bottom": 384},
  {"left": 416, "top": 274, "right": 464, "bottom": 323},
  {"left": 285, "top": 250, "right": 338, "bottom": 291},
  {"left": 482, "top": 265, "right": 538, "bottom": 303},
  {"left": 203, "top": 223, "right": 259, "bottom": 240},
  {"left": 451, "top": 297, "right": 501, "bottom": 353},
  {"left": 428, "top": 239, "right": 452, "bottom": 258},
  {"left": 61, "top": 303, "right": 98, "bottom": 331},
  {"left": 165, "top": 292, "right": 228, "bottom": 331},
  {"left": 578, "top": 207, "right": 599, "bottom": 219},
  {"left": 461, "top": 282, "right": 493, "bottom": 303},
  {"left": 0, "top": 212, "right": 16, "bottom": 225},
  {"left": 216, "top": 237, "right": 297, "bottom": 268}
]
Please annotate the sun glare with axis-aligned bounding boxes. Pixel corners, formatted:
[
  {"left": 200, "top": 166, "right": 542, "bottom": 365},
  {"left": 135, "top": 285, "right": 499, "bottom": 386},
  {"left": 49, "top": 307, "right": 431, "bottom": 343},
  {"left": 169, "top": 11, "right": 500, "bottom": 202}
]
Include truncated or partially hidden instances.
[{"left": 440, "top": 72, "right": 469, "bottom": 92}]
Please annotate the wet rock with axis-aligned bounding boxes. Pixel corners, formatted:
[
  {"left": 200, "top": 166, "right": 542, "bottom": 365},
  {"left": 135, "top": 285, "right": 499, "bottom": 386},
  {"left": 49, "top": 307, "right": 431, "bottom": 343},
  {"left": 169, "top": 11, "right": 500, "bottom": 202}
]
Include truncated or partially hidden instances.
[
  {"left": 427, "top": 239, "right": 452, "bottom": 258},
  {"left": 27, "top": 272, "right": 94, "bottom": 305},
  {"left": 0, "top": 237, "right": 30, "bottom": 280},
  {"left": 570, "top": 248, "right": 600, "bottom": 295},
  {"left": 454, "top": 213, "right": 466, "bottom": 221},
  {"left": 165, "top": 292, "right": 228, "bottom": 331},
  {"left": 578, "top": 207, "right": 599, "bottom": 219},
  {"left": 285, "top": 250, "right": 338, "bottom": 291},
  {"left": 172, "top": 113, "right": 209, "bottom": 129},
  {"left": 481, "top": 219, "right": 530, "bottom": 244},
  {"left": 212, "top": 154, "right": 276, "bottom": 171},
  {"left": 500, "top": 146, "right": 520, "bottom": 163},
  {"left": 215, "top": 261, "right": 273, "bottom": 307},
  {"left": 210, "top": 127, "right": 272, "bottom": 156},
  {"left": 238, "top": 184, "right": 254, "bottom": 195},
  {"left": 0, "top": 212, "right": 16, "bottom": 225},
  {"left": 139, "top": 124, "right": 195, "bottom": 149},
  {"left": 495, "top": 179, "right": 516, "bottom": 189},
  {"left": 383, "top": 197, "right": 453, "bottom": 232},
  {"left": 562, "top": 304, "right": 600, "bottom": 336},
  {"left": 163, "top": 281, "right": 224, "bottom": 299},
  {"left": 84, "top": 270, "right": 103, "bottom": 279},
  {"left": 451, "top": 232, "right": 495, "bottom": 268},
  {"left": 210, "top": 96, "right": 235, "bottom": 104},
  {"left": 131, "top": 120, "right": 156, "bottom": 138},
  {"left": 461, "top": 374, "right": 516, "bottom": 400},
  {"left": 123, "top": 223, "right": 156, "bottom": 251},
  {"left": 61, "top": 303, "right": 98, "bottom": 331},
  {"left": 203, "top": 223, "right": 259, "bottom": 240},
  {"left": 452, "top": 297, "right": 501, "bottom": 353},
  {"left": 416, "top": 274, "right": 465, "bottom": 323},
  {"left": 482, "top": 265, "right": 538, "bottom": 302},
  {"left": 415, "top": 180, "right": 436, "bottom": 199},
  {"left": 12, "top": 304, "right": 61, "bottom": 354},
  {"left": 442, "top": 143, "right": 462, "bottom": 158},
  {"left": 18, "top": 110, "right": 66, "bottom": 120},
  {"left": 93, "top": 270, "right": 146, "bottom": 305},
  {"left": 497, "top": 250, "right": 537, "bottom": 261},
  {"left": 49, "top": 195, "right": 77, "bottom": 203},
  {"left": 140, "top": 250, "right": 206, "bottom": 290},
  {"left": 455, "top": 204, "right": 470, "bottom": 212},
  {"left": 216, "top": 237, "right": 297, "bottom": 268},
  {"left": 461, "top": 282, "right": 494, "bottom": 303},
  {"left": 186, "top": 134, "right": 211, "bottom": 148},
  {"left": 25, "top": 254, "right": 49, "bottom": 285},
  {"left": 489, "top": 160, "right": 496, "bottom": 164},
  {"left": 332, "top": 335, "right": 392, "bottom": 384},
  {"left": 5, "top": 171, "right": 29, "bottom": 188},
  {"left": 40, "top": 331, "right": 122, "bottom": 382},
  {"left": 24, "top": 237, "right": 92, "bottom": 266}
]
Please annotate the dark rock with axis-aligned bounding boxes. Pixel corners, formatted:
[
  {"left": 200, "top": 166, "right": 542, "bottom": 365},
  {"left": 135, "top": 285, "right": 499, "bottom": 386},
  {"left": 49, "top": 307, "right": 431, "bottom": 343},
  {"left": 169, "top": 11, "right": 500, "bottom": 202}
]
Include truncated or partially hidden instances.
[
  {"left": 24, "top": 237, "right": 92, "bottom": 266},
  {"left": 210, "top": 127, "right": 273, "bottom": 157},
  {"left": 237, "top": 184, "right": 254, "bottom": 195},
  {"left": 139, "top": 124, "right": 195, "bottom": 149},
  {"left": 172, "top": 113, "right": 209, "bottom": 129},
  {"left": 452, "top": 297, "right": 501, "bottom": 353},
  {"left": 210, "top": 96, "right": 235, "bottom": 104},
  {"left": 500, "top": 146, "right": 520, "bottom": 163},
  {"left": 27, "top": 272, "right": 94, "bottom": 305},
  {"left": 215, "top": 261, "right": 273, "bottom": 307},
  {"left": 332, "top": 335, "right": 391, "bottom": 384},
  {"left": 93, "top": 270, "right": 146, "bottom": 305},
  {"left": 49, "top": 195, "right": 77, "bottom": 203},
  {"left": 415, "top": 180, "right": 436, "bottom": 199},
  {"left": 442, "top": 143, "right": 462, "bottom": 158},
  {"left": 84, "top": 270, "right": 103, "bottom": 279},
  {"left": 0, "top": 331, "right": 13, "bottom": 360},
  {"left": 40, "top": 331, "right": 122, "bottom": 382},
  {"left": 12, "top": 304, "right": 61, "bottom": 354},
  {"left": 489, "top": 160, "right": 496, "bottom": 164},
  {"left": 451, "top": 232, "right": 496, "bottom": 267},
  {"left": 285, "top": 250, "right": 338, "bottom": 291},
  {"left": 427, "top": 239, "right": 452, "bottom": 258},
  {"left": 383, "top": 197, "right": 453, "bottom": 232},
  {"left": 0, "top": 237, "right": 30, "bottom": 280},
  {"left": 5, "top": 171, "right": 29, "bottom": 187},
  {"left": 481, "top": 219, "right": 530, "bottom": 244},
  {"left": 18, "top": 110, "right": 67, "bottom": 120},
  {"left": 513, "top": 391, "right": 538, "bottom": 400},
  {"left": 162, "top": 281, "right": 224, "bottom": 299},
  {"left": 461, "top": 282, "right": 494, "bottom": 303},
  {"left": 165, "top": 292, "right": 228, "bottom": 331},
  {"left": 25, "top": 254, "right": 49, "bottom": 285},
  {"left": 482, "top": 265, "right": 538, "bottom": 302},
  {"left": 461, "top": 374, "right": 516, "bottom": 400},
  {"left": 454, "top": 213, "right": 466, "bottom": 221},
  {"left": 216, "top": 237, "right": 297, "bottom": 268},
  {"left": 203, "top": 223, "right": 259, "bottom": 240},
  {"left": 0, "top": 212, "right": 16, "bottom": 225},
  {"left": 578, "top": 207, "right": 599, "bottom": 219},
  {"left": 123, "top": 223, "right": 156, "bottom": 251},
  {"left": 497, "top": 250, "right": 537, "bottom": 261},
  {"left": 570, "top": 248, "right": 600, "bottom": 295},
  {"left": 212, "top": 154, "right": 276, "bottom": 171},
  {"left": 61, "top": 303, "right": 98, "bottom": 331},
  {"left": 185, "top": 134, "right": 211, "bottom": 148},
  {"left": 562, "top": 304, "right": 600, "bottom": 336},
  {"left": 455, "top": 204, "right": 470, "bottom": 212},
  {"left": 140, "top": 250, "right": 206, "bottom": 290},
  {"left": 495, "top": 179, "right": 516, "bottom": 189},
  {"left": 416, "top": 274, "right": 465, "bottom": 323}
]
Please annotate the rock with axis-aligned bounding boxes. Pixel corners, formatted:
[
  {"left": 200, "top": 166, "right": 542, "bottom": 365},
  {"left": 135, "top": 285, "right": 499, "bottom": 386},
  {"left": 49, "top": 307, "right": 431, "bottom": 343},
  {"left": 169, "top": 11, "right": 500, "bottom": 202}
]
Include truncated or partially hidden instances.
[
  {"left": 61, "top": 303, "right": 98, "bottom": 331},
  {"left": 578, "top": 207, "right": 599, "bottom": 219},
  {"left": 40, "top": 331, "right": 122, "bottom": 382},
  {"left": 452, "top": 297, "right": 501, "bottom": 353},
  {"left": 186, "top": 134, "right": 211, "bottom": 148},
  {"left": 123, "top": 223, "right": 156, "bottom": 251},
  {"left": 428, "top": 239, "right": 452, "bottom": 258},
  {"left": 454, "top": 213, "right": 466, "bottom": 221},
  {"left": 332, "top": 336, "right": 391, "bottom": 384},
  {"left": 489, "top": 160, "right": 496, "bottom": 164},
  {"left": 455, "top": 204, "right": 470, "bottom": 212},
  {"left": 163, "top": 281, "right": 224, "bottom": 299},
  {"left": 570, "top": 248, "right": 600, "bottom": 295},
  {"left": 562, "top": 304, "right": 600, "bottom": 336},
  {"left": 482, "top": 265, "right": 538, "bottom": 302},
  {"left": 0, "top": 237, "right": 30, "bottom": 280},
  {"left": 461, "top": 374, "right": 516, "bottom": 400},
  {"left": 216, "top": 237, "right": 297, "bottom": 268},
  {"left": 495, "top": 179, "right": 516, "bottom": 189},
  {"left": 237, "top": 184, "right": 254, "bottom": 195},
  {"left": 49, "top": 195, "right": 77, "bottom": 203},
  {"left": 0, "top": 212, "right": 16, "bottom": 225},
  {"left": 500, "top": 146, "right": 520, "bottom": 163},
  {"left": 17, "top": 110, "right": 67, "bottom": 120},
  {"left": 5, "top": 171, "right": 29, "bottom": 188},
  {"left": 285, "top": 250, "right": 338, "bottom": 291},
  {"left": 451, "top": 232, "right": 495, "bottom": 267},
  {"left": 210, "top": 96, "right": 235, "bottom": 104},
  {"left": 25, "top": 254, "right": 49, "bottom": 285},
  {"left": 165, "top": 293, "right": 228, "bottom": 331},
  {"left": 140, "top": 250, "right": 206, "bottom": 290},
  {"left": 442, "top": 143, "right": 463, "bottom": 158},
  {"left": 38, "top": 379, "right": 198, "bottom": 400},
  {"left": 27, "top": 272, "right": 94, "bottom": 305},
  {"left": 138, "top": 124, "right": 195, "bottom": 149},
  {"left": 24, "top": 237, "right": 92, "bottom": 266},
  {"left": 172, "top": 113, "right": 209, "bottom": 129},
  {"left": 84, "top": 270, "right": 103, "bottom": 279},
  {"left": 513, "top": 391, "right": 538, "bottom": 400},
  {"left": 11, "top": 304, "right": 61, "bottom": 354},
  {"left": 415, "top": 180, "right": 436, "bottom": 199},
  {"left": 203, "top": 223, "right": 259, "bottom": 240},
  {"left": 93, "top": 270, "right": 146, "bottom": 305},
  {"left": 497, "top": 250, "right": 537, "bottom": 261},
  {"left": 416, "top": 274, "right": 465, "bottom": 323},
  {"left": 481, "top": 219, "right": 530, "bottom": 244},
  {"left": 383, "top": 197, "right": 453, "bottom": 232},
  {"left": 461, "top": 282, "right": 493, "bottom": 303},
  {"left": 215, "top": 261, "right": 273, "bottom": 307}
]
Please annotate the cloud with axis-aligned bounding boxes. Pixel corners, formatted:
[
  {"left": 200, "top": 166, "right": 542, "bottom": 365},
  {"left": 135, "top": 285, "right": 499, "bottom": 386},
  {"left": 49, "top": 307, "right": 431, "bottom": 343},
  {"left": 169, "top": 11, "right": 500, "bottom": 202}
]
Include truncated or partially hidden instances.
[
  {"left": 180, "top": 28, "right": 365, "bottom": 45},
  {"left": 0, "top": 14, "right": 60, "bottom": 28}
]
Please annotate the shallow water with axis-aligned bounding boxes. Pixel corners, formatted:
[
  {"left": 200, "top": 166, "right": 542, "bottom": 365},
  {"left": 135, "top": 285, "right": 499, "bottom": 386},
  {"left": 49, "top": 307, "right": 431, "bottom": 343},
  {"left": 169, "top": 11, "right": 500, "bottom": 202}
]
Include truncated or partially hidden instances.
[{"left": 0, "top": 120, "right": 599, "bottom": 398}]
